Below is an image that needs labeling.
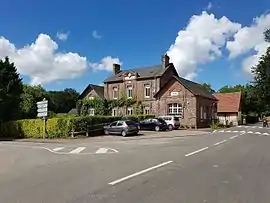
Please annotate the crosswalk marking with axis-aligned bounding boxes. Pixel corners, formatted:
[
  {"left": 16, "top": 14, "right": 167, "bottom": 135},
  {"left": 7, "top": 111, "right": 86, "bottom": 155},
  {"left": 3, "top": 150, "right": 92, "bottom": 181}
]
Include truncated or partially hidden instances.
[
  {"left": 95, "top": 148, "right": 109, "bottom": 154},
  {"left": 52, "top": 147, "right": 64, "bottom": 152},
  {"left": 69, "top": 147, "right": 86, "bottom": 154},
  {"left": 233, "top": 131, "right": 239, "bottom": 133},
  {"left": 248, "top": 131, "right": 253, "bottom": 134},
  {"left": 255, "top": 132, "right": 261, "bottom": 135},
  {"left": 263, "top": 133, "right": 269, "bottom": 135},
  {"left": 226, "top": 130, "right": 232, "bottom": 132}
]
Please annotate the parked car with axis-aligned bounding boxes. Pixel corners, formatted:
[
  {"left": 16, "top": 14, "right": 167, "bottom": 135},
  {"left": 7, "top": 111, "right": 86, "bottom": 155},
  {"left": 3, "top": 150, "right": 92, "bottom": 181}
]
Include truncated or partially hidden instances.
[
  {"left": 103, "top": 120, "right": 139, "bottom": 136},
  {"left": 139, "top": 118, "right": 168, "bottom": 131},
  {"left": 158, "top": 115, "right": 180, "bottom": 131}
]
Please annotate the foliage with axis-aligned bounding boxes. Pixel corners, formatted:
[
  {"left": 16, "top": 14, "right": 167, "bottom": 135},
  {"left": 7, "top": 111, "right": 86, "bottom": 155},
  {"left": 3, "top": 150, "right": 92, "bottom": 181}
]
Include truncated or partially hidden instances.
[
  {"left": 264, "top": 29, "right": 270, "bottom": 43},
  {"left": 20, "top": 84, "right": 47, "bottom": 118},
  {"left": 201, "top": 83, "right": 215, "bottom": 93},
  {"left": 210, "top": 123, "right": 226, "bottom": 129},
  {"left": 0, "top": 57, "right": 23, "bottom": 122},
  {"left": 47, "top": 88, "right": 79, "bottom": 114},
  {"left": 252, "top": 47, "right": 270, "bottom": 113}
]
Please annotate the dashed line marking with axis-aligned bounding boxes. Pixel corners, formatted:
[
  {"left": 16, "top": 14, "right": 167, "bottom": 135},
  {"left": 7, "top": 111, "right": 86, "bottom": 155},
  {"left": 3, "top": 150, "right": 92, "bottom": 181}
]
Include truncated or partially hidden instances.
[
  {"left": 213, "top": 140, "right": 227, "bottom": 146},
  {"left": 229, "top": 135, "right": 238, "bottom": 140},
  {"left": 69, "top": 147, "right": 86, "bottom": 154},
  {"left": 96, "top": 148, "right": 109, "bottom": 154},
  {"left": 252, "top": 126, "right": 256, "bottom": 128},
  {"left": 219, "top": 130, "right": 225, "bottom": 132},
  {"left": 255, "top": 132, "right": 261, "bottom": 135},
  {"left": 263, "top": 133, "right": 269, "bottom": 135},
  {"left": 185, "top": 147, "right": 209, "bottom": 157},
  {"left": 108, "top": 160, "right": 173, "bottom": 185},
  {"left": 52, "top": 147, "right": 64, "bottom": 152},
  {"left": 247, "top": 131, "right": 253, "bottom": 134},
  {"left": 233, "top": 131, "right": 239, "bottom": 133},
  {"left": 226, "top": 130, "right": 232, "bottom": 133}
]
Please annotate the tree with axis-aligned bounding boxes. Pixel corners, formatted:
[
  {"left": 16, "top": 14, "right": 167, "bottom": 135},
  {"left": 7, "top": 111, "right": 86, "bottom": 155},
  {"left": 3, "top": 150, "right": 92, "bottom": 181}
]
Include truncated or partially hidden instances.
[
  {"left": 251, "top": 47, "right": 270, "bottom": 114},
  {"left": 201, "top": 83, "right": 215, "bottom": 93},
  {"left": 20, "top": 84, "right": 47, "bottom": 118},
  {"left": 47, "top": 88, "right": 79, "bottom": 113},
  {"left": 218, "top": 85, "right": 244, "bottom": 93},
  {"left": 0, "top": 57, "right": 23, "bottom": 121},
  {"left": 264, "top": 29, "right": 270, "bottom": 42}
]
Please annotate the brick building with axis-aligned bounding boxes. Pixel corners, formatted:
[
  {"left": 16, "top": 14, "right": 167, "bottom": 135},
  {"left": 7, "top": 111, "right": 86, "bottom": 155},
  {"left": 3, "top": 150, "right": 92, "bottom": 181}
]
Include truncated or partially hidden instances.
[{"left": 102, "top": 54, "right": 218, "bottom": 128}]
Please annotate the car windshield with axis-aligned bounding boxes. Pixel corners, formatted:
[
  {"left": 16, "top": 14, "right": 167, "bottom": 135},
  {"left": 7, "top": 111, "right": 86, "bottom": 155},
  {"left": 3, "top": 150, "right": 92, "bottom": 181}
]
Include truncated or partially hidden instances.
[{"left": 157, "top": 118, "right": 166, "bottom": 123}]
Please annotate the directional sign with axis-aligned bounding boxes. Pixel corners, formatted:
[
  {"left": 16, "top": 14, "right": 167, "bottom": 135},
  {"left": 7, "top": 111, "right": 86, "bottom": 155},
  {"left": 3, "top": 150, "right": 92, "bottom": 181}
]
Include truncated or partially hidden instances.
[
  {"left": 37, "top": 99, "right": 48, "bottom": 118},
  {"left": 37, "top": 103, "right": 48, "bottom": 109},
  {"left": 37, "top": 112, "right": 48, "bottom": 117},
  {"left": 37, "top": 107, "right": 48, "bottom": 113}
]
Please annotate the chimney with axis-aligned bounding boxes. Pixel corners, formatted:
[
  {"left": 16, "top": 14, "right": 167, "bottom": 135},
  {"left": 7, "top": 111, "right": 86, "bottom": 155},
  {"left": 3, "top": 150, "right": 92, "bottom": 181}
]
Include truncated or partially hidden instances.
[
  {"left": 113, "top": 64, "right": 121, "bottom": 75},
  {"left": 162, "top": 54, "right": 170, "bottom": 68}
]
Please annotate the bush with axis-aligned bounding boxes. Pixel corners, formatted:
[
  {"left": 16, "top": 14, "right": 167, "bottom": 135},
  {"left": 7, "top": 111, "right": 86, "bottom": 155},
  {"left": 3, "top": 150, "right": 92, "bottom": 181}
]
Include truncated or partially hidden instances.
[
  {"left": 210, "top": 123, "right": 226, "bottom": 129},
  {"left": 245, "top": 115, "right": 258, "bottom": 124},
  {"left": 123, "top": 114, "right": 155, "bottom": 122}
]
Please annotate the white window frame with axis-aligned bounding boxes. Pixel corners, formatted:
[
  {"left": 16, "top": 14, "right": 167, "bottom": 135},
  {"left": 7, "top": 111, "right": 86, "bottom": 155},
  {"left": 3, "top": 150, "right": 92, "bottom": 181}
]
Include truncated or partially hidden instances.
[
  {"left": 127, "top": 85, "right": 133, "bottom": 98},
  {"left": 144, "top": 107, "right": 150, "bottom": 115},
  {"left": 200, "top": 106, "right": 204, "bottom": 119},
  {"left": 144, "top": 85, "right": 151, "bottom": 98},
  {"left": 127, "top": 107, "right": 133, "bottom": 115},
  {"left": 168, "top": 103, "right": 182, "bottom": 115},
  {"left": 89, "top": 108, "right": 95, "bottom": 116},
  {"left": 113, "top": 87, "right": 118, "bottom": 99},
  {"left": 112, "top": 108, "right": 118, "bottom": 116}
]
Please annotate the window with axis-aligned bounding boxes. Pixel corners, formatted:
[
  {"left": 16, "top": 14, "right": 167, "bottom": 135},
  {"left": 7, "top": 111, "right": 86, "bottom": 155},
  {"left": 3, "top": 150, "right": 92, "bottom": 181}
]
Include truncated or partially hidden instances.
[
  {"left": 144, "top": 85, "right": 151, "bottom": 98},
  {"left": 117, "top": 121, "right": 124, "bottom": 126},
  {"left": 110, "top": 121, "right": 117, "bottom": 127},
  {"left": 127, "top": 107, "right": 133, "bottom": 115},
  {"left": 113, "top": 87, "right": 118, "bottom": 99},
  {"left": 127, "top": 85, "right": 133, "bottom": 98},
  {"left": 89, "top": 108, "right": 95, "bottom": 116},
  {"left": 168, "top": 103, "right": 182, "bottom": 115},
  {"left": 200, "top": 106, "right": 204, "bottom": 119},
  {"left": 144, "top": 107, "right": 150, "bottom": 115},
  {"left": 89, "top": 96, "right": 94, "bottom": 100},
  {"left": 112, "top": 108, "right": 118, "bottom": 116}
]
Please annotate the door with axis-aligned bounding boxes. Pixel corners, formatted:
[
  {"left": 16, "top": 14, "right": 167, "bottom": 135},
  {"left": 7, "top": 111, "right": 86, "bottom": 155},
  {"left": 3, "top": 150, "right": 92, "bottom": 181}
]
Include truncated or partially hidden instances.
[
  {"left": 141, "top": 119, "right": 151, "bottom": 130},
  {"left": 115, "top": 121, "right": 125, "bottom": 135},
  {"left": 109, "top": 121, "right": 118, "bottom": 134}
]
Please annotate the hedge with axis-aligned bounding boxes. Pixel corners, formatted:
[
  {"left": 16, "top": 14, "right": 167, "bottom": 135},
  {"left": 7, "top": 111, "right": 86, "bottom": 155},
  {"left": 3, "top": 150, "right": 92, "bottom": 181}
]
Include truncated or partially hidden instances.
[{"left": 0, "top": 114, "right": 155, "bottom": 139}]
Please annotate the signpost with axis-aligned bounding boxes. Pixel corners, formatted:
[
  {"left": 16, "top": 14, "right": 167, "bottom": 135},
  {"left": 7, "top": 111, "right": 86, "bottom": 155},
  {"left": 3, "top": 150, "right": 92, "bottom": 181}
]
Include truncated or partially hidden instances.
[{"left": 37, "top": 99, "right": 48, "bottom": 138}]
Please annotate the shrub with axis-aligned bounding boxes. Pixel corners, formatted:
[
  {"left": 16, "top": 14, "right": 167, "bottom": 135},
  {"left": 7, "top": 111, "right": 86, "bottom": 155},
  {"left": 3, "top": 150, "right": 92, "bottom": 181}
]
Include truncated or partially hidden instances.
[
  {"left": 210, "top": 123, "right": 226, "bottom": 129},
  {"left": 122, "top": 114, "right": 155, "bottom": 122},
  {"left": 245, "top": 115, "right": 258, "bottom": 124}
]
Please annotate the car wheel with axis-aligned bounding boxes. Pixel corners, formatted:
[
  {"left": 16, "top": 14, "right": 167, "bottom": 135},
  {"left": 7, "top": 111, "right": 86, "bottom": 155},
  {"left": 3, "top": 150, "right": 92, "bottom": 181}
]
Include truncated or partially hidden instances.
[
  {"left": 121, "top": 130, "right": 127, "bottom": 137},
  {"left": 104, "top": 130, "right": 109, "bottom": 135},
  {"left": 155, "top": 126, "right": 160, "bottom": 132},
  {"left": 168, "top": 125, "right": 173, "bottom": 131}
]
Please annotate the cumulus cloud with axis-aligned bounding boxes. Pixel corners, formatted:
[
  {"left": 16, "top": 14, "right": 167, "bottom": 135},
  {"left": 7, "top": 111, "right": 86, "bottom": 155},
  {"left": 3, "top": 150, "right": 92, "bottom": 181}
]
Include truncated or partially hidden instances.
[
  {"left": 89, "top": 56, "right": 122, "bottom": 71},
  {"left": 206, "top": 2, "right": 213, "bottom": 10},
  {"left": 226, "top": 13, "right": 270, "bottom": 75},
  {"left": 56, "top": 31, "right": 69, "bottom": 41},
  {"left": 167, "top": 11, "right": 241, "bottom": 80},
  {"left": 92, "top": 30, "right": 102, "bottom": 39}
]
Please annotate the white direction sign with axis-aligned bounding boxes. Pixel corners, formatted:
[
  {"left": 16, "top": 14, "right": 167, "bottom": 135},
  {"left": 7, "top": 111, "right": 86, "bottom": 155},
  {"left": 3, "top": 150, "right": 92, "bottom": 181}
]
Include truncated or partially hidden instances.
[
  {"left": 37, "top": 112, "right": 48, "bottom": 117},
  {"left": 37, "top": 100, "right": 48, "bottom": 118}
]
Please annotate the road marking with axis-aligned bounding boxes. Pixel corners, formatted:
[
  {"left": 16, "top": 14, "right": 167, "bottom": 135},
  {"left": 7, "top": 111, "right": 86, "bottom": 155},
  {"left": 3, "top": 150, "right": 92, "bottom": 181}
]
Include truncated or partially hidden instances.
[
  {"left": 219, "top": 130, "right": 225, "bottom": 132},
  {"left": 252, "top": 126, "right": 256, "bottom": 128},
  {"left": 52, "top": 147, "right": 64, "bottom": 152},
  {"left": 96, "top": 148, "right": 108, "bottom": 154},
  {"left": 226, "top": 130, "right": 232, "bottom": 133},
  {"left": 237, "top": 126, "right": 241, "bottom": 128},
  {"left": 213, "top": 140, "right": 227, "bottom": 146},
  {"left": 259, "top": 127, "right": 263, "bottom": 129},
  {"left": 185, "top": 147, "right": 209, "bottom": 157},
  {"left": 247, "top": 131, "right": 253, "bottom": 134},
  {"left": 240, "top": 131, "right": 246, "bottom": 133},
  {"left": 229, "top": 135, "right": 238, "bottom": 140},
  {"left": 255, "top": 132, "right": 261, "bottom": 135},
  {"left": 263, "top": 133, "right": 269, "bottom": 135},
  {"left": 233, "top": 130, "right": 239, "bottom": 133},
  {"left": 69, "top": 147, "right": 86, "bottom": 154},
  {"left": 108, "top": 160, "right": 173, "bottom": 185}
]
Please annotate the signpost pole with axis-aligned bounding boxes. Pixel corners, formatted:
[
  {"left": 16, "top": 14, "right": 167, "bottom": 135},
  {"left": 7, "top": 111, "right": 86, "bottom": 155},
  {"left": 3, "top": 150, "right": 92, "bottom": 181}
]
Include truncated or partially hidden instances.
[{"left": 37, "top": 98, "right": 48, "bottom": 139}]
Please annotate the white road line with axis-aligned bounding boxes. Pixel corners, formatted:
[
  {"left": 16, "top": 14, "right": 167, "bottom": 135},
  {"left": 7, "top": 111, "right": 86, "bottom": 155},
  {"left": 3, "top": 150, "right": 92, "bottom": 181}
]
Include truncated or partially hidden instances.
[
  {"left": 255, "top": 132, "right": 261, "bottom": 135},
  {"left": 95, "top": 148, "right": 108, "bottom": 154},
  {"left": 219, "top": 130, "right": 225, "bottom": 132},
  {"left": 69, "top": 147, "right": 86, "bottom": 154},
  {"left": 213, "top": 140, "right": 227, "bottom": 146},
  {"left": 52, "top": 147, "right": 64, "bottom": 152},
  {"left": 263, "top": 133, "right": 269, "bottom": 135},
  {"left": 229, "top": 135, "right": 238, "bottom": 140},
  {"left": 252, "top": 126, "right": 256, "bottom": 128},
  {"left": 108, "top": 160, "right": 173, "bottom": 185},
  {"left": 259, "top": 127, "right": 263, "bottom": 129},
  {"left": 185, "top": 147, "right": 209, "bottom": 157},
  {"left": 233, "top": 131, "right": 239, "bottom": 133},
  {"left": 248, "top": 131, "right": 253, "bottom": 134},
  {"left": 237, "top": 126, "right": 241, "bottom": 128},
  {"left": 226, "top": 130, "right": 232, "bottom": 133},
  {"left": 240, "top": 131, "right": 246, "bottom": 133}
]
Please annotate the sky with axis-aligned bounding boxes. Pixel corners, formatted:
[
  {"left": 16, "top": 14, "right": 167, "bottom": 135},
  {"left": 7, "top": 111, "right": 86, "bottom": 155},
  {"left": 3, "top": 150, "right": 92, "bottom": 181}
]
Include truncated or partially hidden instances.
[{"left": 0, "top": 0, "right": 270, "bottom": 93}]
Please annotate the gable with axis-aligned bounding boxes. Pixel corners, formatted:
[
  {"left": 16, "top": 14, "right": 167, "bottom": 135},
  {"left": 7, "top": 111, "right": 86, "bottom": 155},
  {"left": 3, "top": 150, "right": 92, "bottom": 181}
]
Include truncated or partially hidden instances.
[
  {"left": 78, "top": 84, "right": 104, "bottom": 100},
  {"left": 213, "top": 92, "right": 241, "bottom": 113}
]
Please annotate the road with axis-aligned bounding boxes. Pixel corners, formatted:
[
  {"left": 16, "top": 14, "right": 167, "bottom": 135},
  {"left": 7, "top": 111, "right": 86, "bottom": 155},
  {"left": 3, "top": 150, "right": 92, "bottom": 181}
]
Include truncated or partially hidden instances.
[{"left": 0, "top": 124, "right": 270, "bottom": 202}]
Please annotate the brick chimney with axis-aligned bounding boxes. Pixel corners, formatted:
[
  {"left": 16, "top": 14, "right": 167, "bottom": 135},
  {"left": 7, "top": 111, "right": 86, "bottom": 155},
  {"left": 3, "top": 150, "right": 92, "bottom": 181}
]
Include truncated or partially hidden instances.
[
  {"left": 113, "top": 64, "right": 121, "bottom": 75},
  {"left": 162, "top": 54, "right": 170, "bottom": 68}
]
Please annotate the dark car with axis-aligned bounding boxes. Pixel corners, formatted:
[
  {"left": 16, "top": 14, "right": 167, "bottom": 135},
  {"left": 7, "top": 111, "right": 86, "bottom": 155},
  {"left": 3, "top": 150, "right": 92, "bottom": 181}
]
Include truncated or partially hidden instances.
[
  {"left": 104, "top": 120, "right": 139, "bottom": 136},
  {"left": 139, "top": 118, "right": 168, "bottom": 131}
]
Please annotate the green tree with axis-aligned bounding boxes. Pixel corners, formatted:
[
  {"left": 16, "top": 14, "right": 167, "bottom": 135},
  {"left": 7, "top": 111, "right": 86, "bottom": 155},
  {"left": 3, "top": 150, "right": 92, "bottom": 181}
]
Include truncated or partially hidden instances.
[
  {"left": 218, "top": 85, "right": 244, "bottom": 93},
  {"left": 201, "top": 83, "right": 215, "bottom": 93},
  {"left": 264, "top": 29, "right": 270, "bottom": 42},
  {"left": 47, "top": 88, "right": 79, "bottom": 113},
  {"left": 20, "top": 84, "right": 47, "bottom": 118},
  {"left": 0, "top": 57, "right": 23, "bottom": 121},
  {"left": 251, "top": 47, "right": 270, "bottom": 114}
]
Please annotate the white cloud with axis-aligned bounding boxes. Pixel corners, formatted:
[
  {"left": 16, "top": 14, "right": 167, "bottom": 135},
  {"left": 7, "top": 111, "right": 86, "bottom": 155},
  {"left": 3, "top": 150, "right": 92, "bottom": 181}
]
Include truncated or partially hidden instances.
[
  {"left": 167, "top": 11, "right": 241, "bottom": 80},
  {"left": 206, "top": 2, "right": 213, "bottom": 10},
  {"left": 226, "top": 13, "right": 270, "bottom": 75},
  {"left": 56, "top": 31, "right": 69, "bottom": 41},
  {"left": 0, "top": 34, "right": 88, "bottom": 85},
  {"left": 89, "top": 56, "right": 122, "bottom": 72},
  {"left": 92, "top": 30, "right": 102, "bottom": 39}
]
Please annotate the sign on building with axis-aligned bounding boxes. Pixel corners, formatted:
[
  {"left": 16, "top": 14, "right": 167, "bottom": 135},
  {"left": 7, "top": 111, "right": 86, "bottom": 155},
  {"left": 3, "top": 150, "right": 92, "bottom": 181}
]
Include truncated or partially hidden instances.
[{"left": 37, "top": 99, "right": 48, "bottom": 118}]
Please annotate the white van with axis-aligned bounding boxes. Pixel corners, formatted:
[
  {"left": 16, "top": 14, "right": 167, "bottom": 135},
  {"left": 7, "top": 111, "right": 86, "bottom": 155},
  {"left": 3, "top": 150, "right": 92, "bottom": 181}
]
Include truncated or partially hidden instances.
[{"left": 158, "top": 116, "right": 180, "bottom": 131}]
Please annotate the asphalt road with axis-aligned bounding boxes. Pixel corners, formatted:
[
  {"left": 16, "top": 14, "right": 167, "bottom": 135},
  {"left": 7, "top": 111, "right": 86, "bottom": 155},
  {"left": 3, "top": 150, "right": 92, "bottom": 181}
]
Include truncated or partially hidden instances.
[{"left": 1, "top": 124, "right": 270, "bottom": 203}]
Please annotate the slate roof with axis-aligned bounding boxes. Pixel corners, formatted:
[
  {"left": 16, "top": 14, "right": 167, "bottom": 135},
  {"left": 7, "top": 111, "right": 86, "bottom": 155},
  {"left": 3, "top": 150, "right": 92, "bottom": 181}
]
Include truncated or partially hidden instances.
[
  {"left": 213, "top": 92, "right": 241, "bottom": 113},
  {"left": 154, "top": 75, "right": 218, "bottom": 100},
  {"left": 104, "top": 64, "right": 167, "bottom": 83},
  {"left": 78, "top": 84, "right": 104, "bottom": 100}
]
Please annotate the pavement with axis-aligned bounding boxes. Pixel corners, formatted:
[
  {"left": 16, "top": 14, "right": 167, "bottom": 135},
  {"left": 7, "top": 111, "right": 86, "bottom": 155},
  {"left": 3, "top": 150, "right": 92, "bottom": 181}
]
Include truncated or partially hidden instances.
[{"left": 1, "top": 124, "right": 270, "bottom": 202}]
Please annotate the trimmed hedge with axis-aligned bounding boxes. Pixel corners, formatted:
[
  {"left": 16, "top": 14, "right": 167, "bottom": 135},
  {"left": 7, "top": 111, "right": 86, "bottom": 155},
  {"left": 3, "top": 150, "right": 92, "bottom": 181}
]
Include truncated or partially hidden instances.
[{"left": 0, "top": 114, "right": 155, "bottom": 139}]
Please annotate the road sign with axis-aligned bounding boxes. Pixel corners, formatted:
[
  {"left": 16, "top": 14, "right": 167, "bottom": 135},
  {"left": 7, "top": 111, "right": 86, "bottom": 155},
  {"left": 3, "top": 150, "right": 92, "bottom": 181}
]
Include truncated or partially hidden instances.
[
  {"left": 37, "top": 99, "right": 48, "bottom": 118},
  {"left": 37, "top": 112, "right": 48, "bottom": 117}
]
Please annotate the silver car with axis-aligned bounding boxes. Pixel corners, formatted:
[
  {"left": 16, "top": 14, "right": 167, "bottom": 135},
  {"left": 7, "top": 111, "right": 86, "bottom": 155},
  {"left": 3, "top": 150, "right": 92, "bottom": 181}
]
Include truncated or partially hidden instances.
[{"left": 104, "top": 120, "right": 139, "bottom": 136}]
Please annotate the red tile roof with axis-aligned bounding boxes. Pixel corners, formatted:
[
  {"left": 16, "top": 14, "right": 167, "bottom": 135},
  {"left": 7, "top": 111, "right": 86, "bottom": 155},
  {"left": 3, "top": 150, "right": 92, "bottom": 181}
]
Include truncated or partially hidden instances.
[{"left": 213, "top": 92, "right": 241, "bottom": 113}]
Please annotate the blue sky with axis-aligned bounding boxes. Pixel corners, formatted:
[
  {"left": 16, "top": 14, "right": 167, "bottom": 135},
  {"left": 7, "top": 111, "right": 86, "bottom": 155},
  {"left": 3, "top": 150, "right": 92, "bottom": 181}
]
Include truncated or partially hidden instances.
[{"left": 0, "top": 0, "right": 270, "bottom": 93}]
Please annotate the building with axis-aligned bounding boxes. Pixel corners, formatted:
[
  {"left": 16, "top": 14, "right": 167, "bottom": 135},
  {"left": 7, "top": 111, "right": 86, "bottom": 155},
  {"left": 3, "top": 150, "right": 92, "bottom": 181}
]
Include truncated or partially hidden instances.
[
  {"left": 103, "top": 54, "right": 218, "bottom": 128},
  {"left": 78, "top": 84, "right": 104, "bottom": 100},
  {"left": 213, "top": 92, "right": 242, "bottom": 126}
]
